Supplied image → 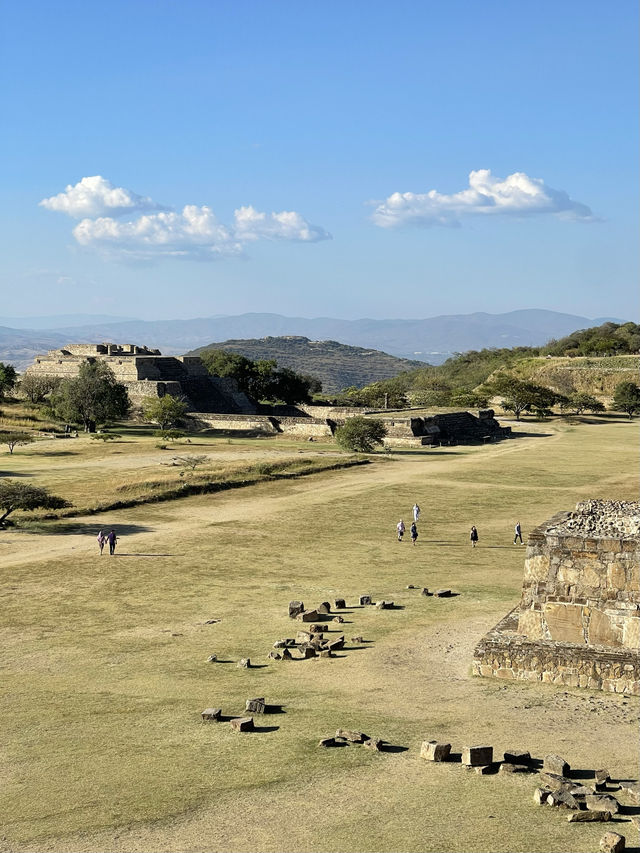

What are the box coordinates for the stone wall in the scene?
[192,412,333,437]
[473,609,639,695]
[474,500,640,694]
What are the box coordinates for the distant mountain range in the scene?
[188,336,426,393]
[0,309,626,371]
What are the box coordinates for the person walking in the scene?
[410,522,418,546]
[513,521,523,545]
[396,520,405,542]
[106,529,118,555]
[470,525,479,548]
[412,503,421,523]
[97,530,106,555]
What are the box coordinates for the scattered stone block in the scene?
[620,783,640,804]
[599,831,625,853]
[548,790,580,810]
[281,648,293,660]
[336,728,367,743]
[204,619,220,624]
[630,815,640,831]
[317,601,331,614]
[586,794,620,815]
[334,598,346,609]
[230,717,254,732]
[533,788,551,805]
[376,600,394,609]
[273,640,287,648]
[420,740,451,762]
[503,750,531,764]
[333,615,344,623]
[544,754,570,776]
[296,631,312,644]
[435,589,452,597]
[201,708,222,721]
[568,811,612,822]
[288,601,304,619]
[363,737,383,751]
[351,636,364,643]
[570,785,595,797]
[206,654,218,662]
[298,609,320,622]
[318,737,337,748]
[319,650,333,658]
[268,651,282,660]
[595,769,611,788]
[326,635,345,651]
[309,635,325,649]
[474,765,493,775]
[300,647,317,659]
[462,745,493,767]
[539,772,574,792]
[421,588,430,596]
[238,658,250,668]
[309,624,325,634]
[499,763,529,774]
[406,584,415,589]
[359,595,372,606]
[245,697,266,714]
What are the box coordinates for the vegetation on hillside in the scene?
[191,336,424,393]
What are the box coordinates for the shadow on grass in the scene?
[22,521,155,536]
[380,743,409,753]
[251,725,280,733]
[116,553,177,557]
[265,704,286,714]
[35,450,77,457]
[0,470,33,478]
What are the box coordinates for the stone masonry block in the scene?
[462,745,493,766]
[420,740,451,762]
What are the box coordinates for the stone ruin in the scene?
[380,409,511,447]
[474,500,640,695]
[25,343,256,414]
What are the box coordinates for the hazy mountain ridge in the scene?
[189,336,426,393]
[0,309,626,371]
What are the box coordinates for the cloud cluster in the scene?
[42,177,331,261]
[372,169,595,228]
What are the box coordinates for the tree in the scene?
[490,375,562,420]
[90,432,122,442]
[611,382,640,418]
[335,416,387,452]
[142,395,188,429]
[0,363,17,400]
[0,480,70,525]
[49,361,130,432]
[560,392,605,415]
[200,350,256,392]
[19,373,60,403]
[0,432,35,454]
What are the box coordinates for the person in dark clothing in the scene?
[410,522,418,546]
[470,526,479,548]
[513,521,523,544]
[106,529,117,555]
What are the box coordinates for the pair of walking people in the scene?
[397,519,419,545]
[97,529,117,555]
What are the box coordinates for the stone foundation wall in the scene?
[473,609,640,695]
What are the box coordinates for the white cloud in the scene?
[40,175,167,218]
[42,176,331,262]
[371,169,596,228]
[233,205,331,242]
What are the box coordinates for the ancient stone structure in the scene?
[381,410,510,447]
[474,500,640,694]
[26,343,255,414]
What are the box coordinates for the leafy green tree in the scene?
[200,350,256,392]
[142,395,188,429]
[154,429,185,443]
[560,392,605,415]
[611,382,640,418]
[18,374,60,403]
[0,363,17,400]
[335,416,387,452]
[49,361,130,432]
[0,432,35,454]
[0,480,70,525]
[490,375,562,420]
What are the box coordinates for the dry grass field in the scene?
[0,416,638,852]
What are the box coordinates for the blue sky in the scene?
[1,0,637,321]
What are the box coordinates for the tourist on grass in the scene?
[97,530,106,555]
[513,521,523,545]
[107,529,118,555]
[397,520,405,542]
[470,526,479,548]
[410,522,418,546]
[412,503,420,522]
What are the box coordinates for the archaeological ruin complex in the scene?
[25,343,256,414]
[474,500,640,695]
